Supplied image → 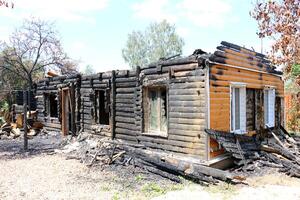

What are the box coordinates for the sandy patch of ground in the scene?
[154,172,300,200]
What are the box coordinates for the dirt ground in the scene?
[0,133,300,200]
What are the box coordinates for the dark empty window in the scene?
[45,93,58,118]
[94,90,110,125]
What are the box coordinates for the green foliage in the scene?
[122,20,184,69]
[0,100,9,112]
[287,97,300,133]
[291,64,300,78]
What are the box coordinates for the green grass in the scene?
[142,183,166,195]
[111,192,120,200]
[135,174,144,182]
[205,182,238,200]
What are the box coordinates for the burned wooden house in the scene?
[36,41,284,167]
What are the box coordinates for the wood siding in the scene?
[209,64,284,158]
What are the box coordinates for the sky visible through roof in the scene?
[0,0,270,72]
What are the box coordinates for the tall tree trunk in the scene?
[27,75,33,116]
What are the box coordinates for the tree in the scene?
[250,0,300,75]
[0,0,14,8]
[122,20,184,69]
[82,65,96,75]
[0,18,75,89]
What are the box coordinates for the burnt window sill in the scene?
[142,131,168,138]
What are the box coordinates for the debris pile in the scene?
[59,132,245,184]
[58,133,128,167]
[0,111,44,140]
[0,123,21,139]
[205,127,300,177]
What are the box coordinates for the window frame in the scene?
[230,82,246,134]
[142,85,168,137]
[93,89,110,126]
[44,92,58,118]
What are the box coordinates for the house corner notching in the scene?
[35,41,284,165]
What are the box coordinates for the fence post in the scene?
[23,89,28,151]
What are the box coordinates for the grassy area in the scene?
[97,173,187,200]
[204,182,238,200]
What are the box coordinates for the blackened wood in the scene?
[23,90,28,151]
[127,146,239,183]
[70,83,76,135]
[221,41,266,58]
[147,56,198,68]
[111,70,116,139]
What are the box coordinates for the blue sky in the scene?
[0,0,270,72]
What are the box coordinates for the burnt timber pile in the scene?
[61,133,244,184]
[35,41,290,184]
[205,128,300,177]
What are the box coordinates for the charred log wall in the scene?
[36,74,81,132]
[80,72,112,137]
[125,60,208,158]
[114,70,139,143]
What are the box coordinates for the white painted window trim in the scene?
[230,82,246,134]
[264,87,276,128]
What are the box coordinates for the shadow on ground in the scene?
[0,132,63,160]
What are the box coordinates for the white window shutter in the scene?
[269,89,275,127]
[264,90,268,126]
[239,87,246,132]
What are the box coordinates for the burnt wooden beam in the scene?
[111,70,116,139]
[221,41,266,58]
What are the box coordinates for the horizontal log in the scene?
[168,88,205,96]
[115,133,138,142]
[116,88,136,93]
[139,141,203,155]
[169,112,205,119]
[169,106,206,113]
[115,111,135,118]
[168,95,204,101]
[171,76,205,83]
[115,70,136,78]
[93,83,110,88]
[169,82,205,89]
[169,100,206,107]
[169,123,205,131]
[116,82,136,87]
[115,128,138,136]
[116,94,135,99]
[214,50,268,69]
[115,77,136,83]
[115,98,135,104]
[174,69,205,77]
[220,41,266,58]
[115,116,135,124]
[168,134,203,143]
[116,103,134,108]
[116,122,137,131]
[115,106,134,112]
[169,118,206,125]
[137,135,204,149]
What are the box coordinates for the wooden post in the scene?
[28,87,31,118]
[70,83,76,135]
[111,70,116,139]
[23,89,28,151]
